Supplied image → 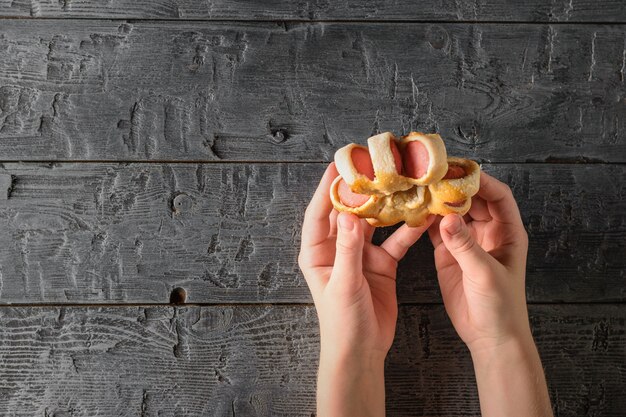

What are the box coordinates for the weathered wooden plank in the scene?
[0,162,623,304]
[0,21,624,162]
[1,0,625,22]
[389,304,626,416]
[0,304,623,416]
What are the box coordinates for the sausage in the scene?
[402,140,430,179]
[389,139,403,174]
[337,178,371,207]
[443,165,466,179]
[444,199,467,207]
[351,147,375,180]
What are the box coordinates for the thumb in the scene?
[330,212,364,292]
[440,214,496,278]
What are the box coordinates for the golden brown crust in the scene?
[427,157,480,216]
[330,132,481,227]
[365,186,430,227]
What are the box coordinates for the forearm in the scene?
[317,348,386,417]
[470,336,553,417]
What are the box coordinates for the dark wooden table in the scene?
[0,1,624,416]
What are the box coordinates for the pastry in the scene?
[427,157,480,216]
[330,132,480,227]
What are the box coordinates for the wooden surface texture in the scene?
[0,163,623,304]
[0,21,624,162]
[0,2,624,416]
[1,0,625,22]
[0,305,624,416]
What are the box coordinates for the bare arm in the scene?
[429,172,553,417]
[471,336,552,416]
[298,163,433,416]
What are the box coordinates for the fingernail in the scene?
[338,213,354,231]
[446,214,462,235]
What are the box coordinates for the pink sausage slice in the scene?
[445,199,467,207]
[443,165,466,180]
[351,147,375,180]
[402,141,430,179]
[338,178,370,208]
[389,140,403,174]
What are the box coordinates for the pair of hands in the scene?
[298,162,544,416]
[299,162,530,360]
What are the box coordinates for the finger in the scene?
[478,172,523,226]
[433,238,457,271]
[467,195,491,222]
[330,213,374,242]
[361,219,375,242]
[328,209,339,237]
[428,216,443,248]
[380,215,435,262]
[439,214,498,279]
[329,212,365,293]
[301,163,339,248]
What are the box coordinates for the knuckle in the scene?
[500,184,514,201]
[298,251,313,269]
[435,243,448,257]
[453,231,476,254]
[384,256,398,271]
[303,204,314,220]
[336,239,356,255]
[520,226,529,240]
[518,228,529,246]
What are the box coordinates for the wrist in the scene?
[317,346,387,417]
[470,330,536,363]
[319,345,387,387]
[467,323,534,359]
[469,331,543,385]
[320,342,388,370]
[468,332,553,417]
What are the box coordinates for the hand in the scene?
[429,171,553,417]
[428,171,531,354]
[298,162,433,417]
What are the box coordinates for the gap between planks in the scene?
[0,16,626,25]
[0,160,625,165]
[0,301,624,309]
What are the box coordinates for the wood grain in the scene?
[0,162,623,304]
[0,21,624,162]
[0,304,623,416]
[1,0,625,22]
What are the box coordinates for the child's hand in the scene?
[429,172,553,417]
[428,171,531,354]
[298,163,433,417]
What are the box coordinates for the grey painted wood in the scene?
[389,304,626,416]
[0,162,623,304]
[1,0,625,22]
[0,304,623,416]
[0,21,625,162]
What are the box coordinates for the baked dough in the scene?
[329,175,384,218]
[331,132,480,227]
[366,186,430,227]
[335,132,413,195]
[428,157,480,216]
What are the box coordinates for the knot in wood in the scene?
[170,287,187,304]
[426,25,449,50]
[270,129,288,144]
[172,193,192,213]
